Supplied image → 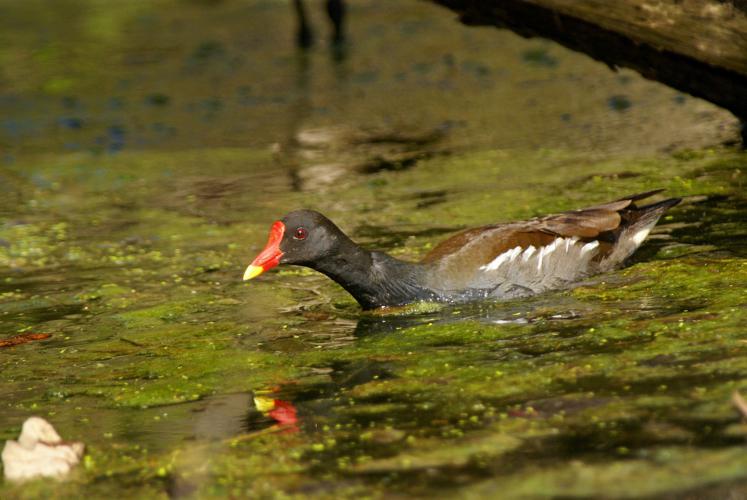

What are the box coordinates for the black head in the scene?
[278,210,347,265]
[244,209,427,310]
[243,209,348,280]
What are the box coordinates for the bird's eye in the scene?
[294,227,308,240]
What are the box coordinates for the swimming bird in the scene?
[243,190,680,310]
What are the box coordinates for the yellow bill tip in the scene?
[243,265,264,281]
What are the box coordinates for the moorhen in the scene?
[243,190,680,310]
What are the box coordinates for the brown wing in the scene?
[536,208,623,238]
[534,190,666,238]
[421,190,666,264]
[421,225,556,264]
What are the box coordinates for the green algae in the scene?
[1,144,746,497]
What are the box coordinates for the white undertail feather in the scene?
[598,216,661,272]
[632,228,651,245]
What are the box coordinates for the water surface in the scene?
[1,1,746,498]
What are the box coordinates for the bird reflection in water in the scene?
[253,394,300,432]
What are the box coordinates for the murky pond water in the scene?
[1,0,746,498]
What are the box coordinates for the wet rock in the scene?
[2,417,84,482]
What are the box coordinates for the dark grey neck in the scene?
[308,238,437,310]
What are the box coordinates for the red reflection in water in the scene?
[269,400,298,425]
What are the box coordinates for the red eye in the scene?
[294,227,308,240]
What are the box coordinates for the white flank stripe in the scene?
[481,237,599,275]
[537,240,559,270]
[509,246,522,261]
[482,246,521,272]
[580,240,599,255]
[522,245,536,262]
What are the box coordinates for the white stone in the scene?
[2,417,84,482]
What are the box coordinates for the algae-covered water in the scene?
[1,1,746,498]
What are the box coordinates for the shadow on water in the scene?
[670,195,747,257]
